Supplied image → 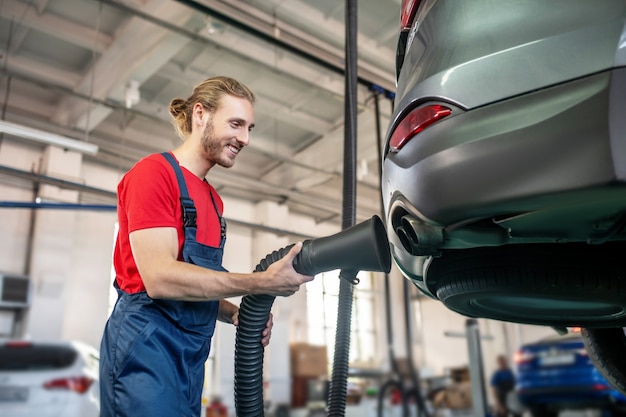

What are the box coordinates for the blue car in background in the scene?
[515,332,626,417]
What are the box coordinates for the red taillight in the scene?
[401,0,422,31]
[6,341,32,348]
[389,105,452,152]
[43,376,93,394]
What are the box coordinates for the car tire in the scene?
[581,327,626,396]
[428,242,626,327]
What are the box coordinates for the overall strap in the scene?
[161,152,197,228]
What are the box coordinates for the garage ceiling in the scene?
[0,0,399,225]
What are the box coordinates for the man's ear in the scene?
[193,103,205,127]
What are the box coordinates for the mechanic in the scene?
[490,354,520,417]
[99,76,313,417]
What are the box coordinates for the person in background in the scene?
[491,354,521,417]
[99,76,313,417]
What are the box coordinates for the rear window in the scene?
[0,345,77,371]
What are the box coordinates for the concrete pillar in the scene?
[25,146,81,340]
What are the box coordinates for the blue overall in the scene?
[100,152,227,417]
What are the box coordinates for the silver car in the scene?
[0,340,100,417]
[382,0,626,392]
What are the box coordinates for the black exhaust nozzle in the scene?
[293,215,391,276]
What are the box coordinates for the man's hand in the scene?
[260,313,273,347]
[231,311,273,347]
[218,299,239,324]
[262,242,314,296]
[223,298,273,346]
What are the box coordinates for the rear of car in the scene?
[515,333,626,416]
[381,0,626,329]
[0,340,100,417]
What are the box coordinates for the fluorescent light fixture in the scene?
[0,120,99,155]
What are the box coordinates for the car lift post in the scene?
[466,318,489,417]
[444,319,492,416]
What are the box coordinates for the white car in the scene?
[0,339,100,417]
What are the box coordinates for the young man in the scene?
[100,76,313,417]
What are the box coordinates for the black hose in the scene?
[326,0,359,415]
[339,0,357,231]
[402,278,430,417]
[234,245,293,417]
[327,271,356,415]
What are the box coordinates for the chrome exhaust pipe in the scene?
[396,215,443,256]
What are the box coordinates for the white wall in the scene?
[0,140,42,275]
[0,138,119,348]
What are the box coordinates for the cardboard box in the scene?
[290,343,328,377]
[433,381,472,410]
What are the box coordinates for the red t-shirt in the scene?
[114,152,224,293]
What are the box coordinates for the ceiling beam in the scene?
[98,0,360,104]
[50,0,195,131]
[0,48,82,89]
[1,0,113,53]
[92,0,393,119]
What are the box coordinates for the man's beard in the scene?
[200,118,236,168]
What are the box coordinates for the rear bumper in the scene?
[517,386,623,408]
[383,69,626,288]
[384,68,626,226]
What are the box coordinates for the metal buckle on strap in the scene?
[180,197,197,227]
[220,216,227,241]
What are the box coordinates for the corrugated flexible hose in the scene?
[234,245,293,417]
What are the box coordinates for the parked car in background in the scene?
[382,0,626,393]
[515,332,626,417]
[0,339,100,417]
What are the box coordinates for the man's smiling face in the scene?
[201,94,255,168]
